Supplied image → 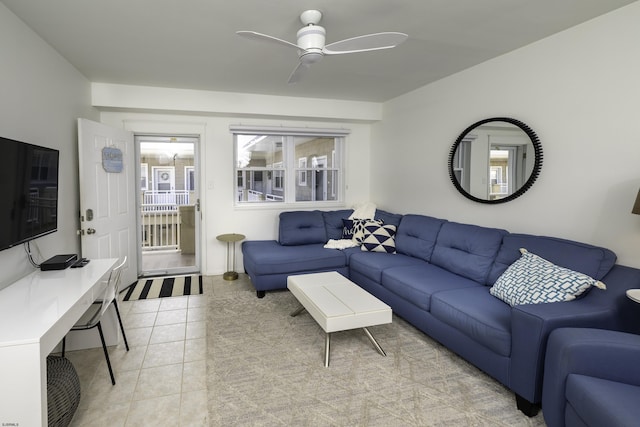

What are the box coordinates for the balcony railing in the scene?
[142,190,191,210]
[141,208,181,251]
[490,183,509,196]
[238,188,284,202]
[140,191,193,251]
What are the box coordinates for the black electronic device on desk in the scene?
[70,258,90,268]
[40,254,78,271]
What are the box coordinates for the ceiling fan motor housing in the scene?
[297,25,325,64]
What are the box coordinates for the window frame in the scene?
[231,125,349,208]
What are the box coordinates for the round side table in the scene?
[216,233,245,280]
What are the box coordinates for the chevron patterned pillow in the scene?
[490,248,606,306]
[361,222,397,253]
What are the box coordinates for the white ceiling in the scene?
[2,0,636,102]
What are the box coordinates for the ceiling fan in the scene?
[237,9,408,84]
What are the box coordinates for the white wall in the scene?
[92,83,382,122]
[0,4,98,289]
[372,2,640,268]
[100,106,374,276]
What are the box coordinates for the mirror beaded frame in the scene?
[448,117,543,204]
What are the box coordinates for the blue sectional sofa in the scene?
[542,328,640,427]
[242,209,640,416]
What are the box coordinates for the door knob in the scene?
[86,228,96,235]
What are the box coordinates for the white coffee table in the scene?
[287,271,392,367]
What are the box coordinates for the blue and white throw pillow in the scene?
[361,222,397,253]
[342,218,382,244]
[490,248,606,306]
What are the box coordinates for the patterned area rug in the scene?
[206,277,546,426]
[123,274,203,301]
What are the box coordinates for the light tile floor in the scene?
[63,278,211,426]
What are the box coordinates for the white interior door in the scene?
[78,118,137,287]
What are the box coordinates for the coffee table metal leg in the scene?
[363,327,386,357]
[324,333,331,367]
[290,305,306,317]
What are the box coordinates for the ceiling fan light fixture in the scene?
[299,50,323,65]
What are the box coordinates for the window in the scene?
[233,127,348,205]
[489,148,512,198]
[273,162,284,190]
[140,163,149,190]
[298,157,307,186]
[184,166,195,191]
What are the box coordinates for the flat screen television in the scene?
[0,136,59,251]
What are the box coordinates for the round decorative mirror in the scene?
[448,117,543,204]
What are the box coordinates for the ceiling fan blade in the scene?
[287,62,311,84]
[323,32,408,55]
[236,31,300,50]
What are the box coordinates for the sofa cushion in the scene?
[566,374,640,427]
[487,234,616,284]
[349,251,425,284]
[278,211,326,245]
[375,209,403,227]
[490,249,607,306]
[382,264,481,311]
[242,240,346,275]
[322,209,353,241]
[430,222,508,284]
[395,214,446,262]
[431,287,512,357]
[361,223,397,253]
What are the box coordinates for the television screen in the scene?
[0,136,59,251]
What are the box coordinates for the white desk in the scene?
[0,258,117,426]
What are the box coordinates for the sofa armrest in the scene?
[542,328,640,427]
[507,263,640,405]
[509,295,617,404]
